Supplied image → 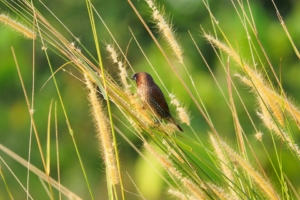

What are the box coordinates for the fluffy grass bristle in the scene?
[145,0,183,62]
[84,74,119,186]
[0,13,36,40]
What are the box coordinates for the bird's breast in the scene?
[137,84,150,102]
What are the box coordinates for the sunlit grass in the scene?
[0,0,299,199]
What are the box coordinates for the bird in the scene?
[131,72,183,132]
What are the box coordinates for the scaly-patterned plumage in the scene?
[132,72,183,132]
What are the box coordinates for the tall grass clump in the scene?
[0,0,300,199]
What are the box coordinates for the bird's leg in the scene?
[153,117,160,124]
[151,116,162,128]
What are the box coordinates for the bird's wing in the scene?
[149,85,170,117]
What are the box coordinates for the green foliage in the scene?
[0,0,300,199]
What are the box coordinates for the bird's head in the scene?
[131,72,154,86]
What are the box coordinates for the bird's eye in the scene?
[131,73,137,80]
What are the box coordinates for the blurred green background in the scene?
[0,0,300,199]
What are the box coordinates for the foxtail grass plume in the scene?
[162,139,184,163]
[106,44,131,95]
[205,33,300,159]
[205,34,300,127]
[144,142,206,199]
[84,74,119,186]
[168,189,198,200]
[221,140,280,199]
[0,13,36,40]
[209,134,237,199]
[207,183,236,200]
[170,93,190,126]
[106,44,118,63]
[145,0,183,62]
[255,131,263,142]
[257,99,300,158]
[144,141,182,180]
[238,74,300,158]
[181,178,207,200]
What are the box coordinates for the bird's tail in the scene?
[168,117,183,132]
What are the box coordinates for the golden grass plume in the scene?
[84,74,119,186]
[0,13,36,40]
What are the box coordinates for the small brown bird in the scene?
[132,72,183,132]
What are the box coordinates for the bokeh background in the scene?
[0,0,300,199]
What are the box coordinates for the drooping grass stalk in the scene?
[0,13,36,39]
